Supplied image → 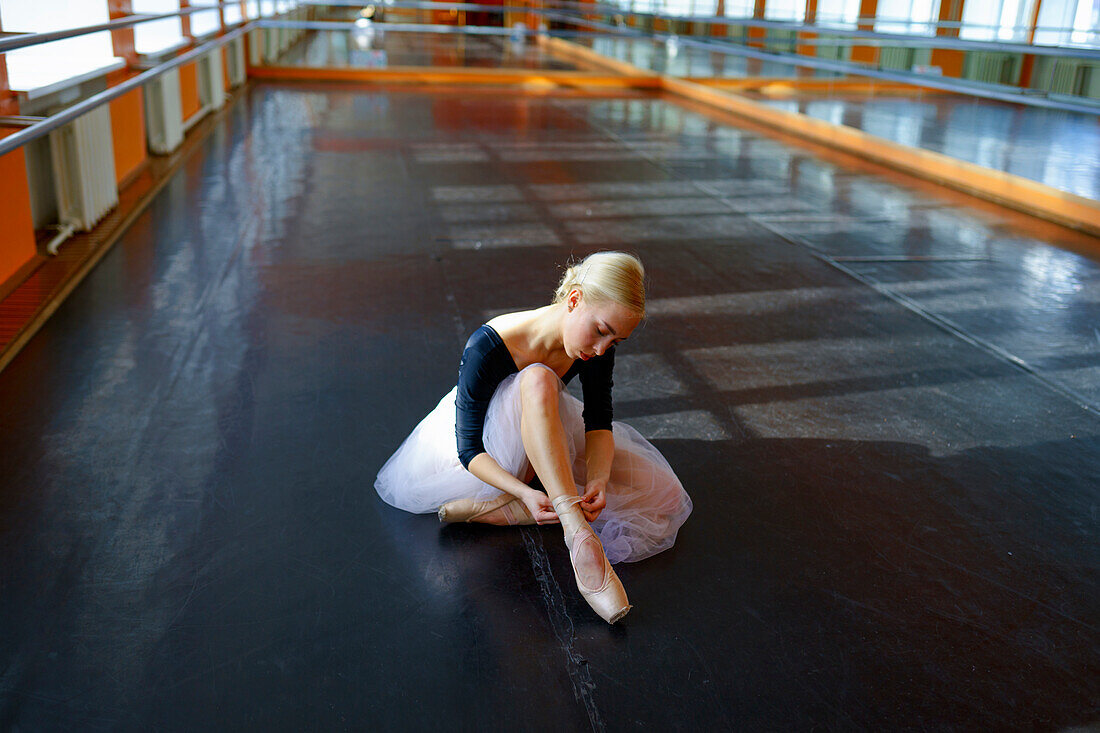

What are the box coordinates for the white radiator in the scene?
[249,29,263,67]
[227,37,247,88]
[144,66,185,155]
[48,104,119,232]
[199,50,226,111]
[265,28,282,63]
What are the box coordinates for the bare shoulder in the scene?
[485,309,533,338]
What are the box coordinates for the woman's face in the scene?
[562,289,642,362]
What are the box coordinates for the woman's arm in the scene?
[578,347,616,522]
[581,429,613,521]
[468,453,558,524]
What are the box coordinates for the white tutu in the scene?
[374,364,692,563]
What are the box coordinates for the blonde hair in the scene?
[553,251,646,317]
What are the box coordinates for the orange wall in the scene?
[931,0,965,76]
[931,48,965,76]
[179,61,202,121]
[0,130,38,288]
[851,0,879,64]
[798,0,820,57]
[108,79,147,185]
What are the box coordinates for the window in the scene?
[132,0,184,55]
[245,1,260,19]
[816,0,861,28]
[765,0,807,22]
[694,0,719,18]
[1034,0,1100,47]
[0,0,121,91]
[875,0,942,35]
[723,0,755,17]
[188,0,222,38]
[664,0,693,18]
[960,0,1038,41]
[224,2,244,25]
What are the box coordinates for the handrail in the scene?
[0,2,245,54]
[260,19,526,36]
[1,5,1097,164]
[541,13,1100,114]
[0,26,248,159]
[257,14,1100,114]
[527,0,1100,59]
[3,0,1097,61]
[304,0,1100,60]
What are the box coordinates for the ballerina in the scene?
[374,251,692,623]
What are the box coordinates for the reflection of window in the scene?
[723,0,755,18]
[816,0,861,27]
[133,0,184,54]
[765,0,807,22]
[875,0,942,35]
[0,0,121,91]
[1034,0,1100,47]
[694,0,718,17]
[188,0,221,37]
[224,2,244,25]
[664,0,693,18]
[960,0,1038,41]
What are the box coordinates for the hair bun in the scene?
[553,251,645,316]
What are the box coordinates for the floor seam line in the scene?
[520,527,606,733]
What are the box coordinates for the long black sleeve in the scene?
[455,326,616,469]
[455,326,518,469]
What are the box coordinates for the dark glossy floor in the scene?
[0,84,1098,731]
[280,29,577,70]
[754,92,1100,201]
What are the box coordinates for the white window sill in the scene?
[135,40,191,66]
[14,59,127,102]
[189,28,223,43]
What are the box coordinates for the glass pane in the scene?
[765,0,807,22]
[876,0,941,34]
[817,0,860,27]
[189,7,220,37]
[1034,0,1076,44]
[0,0,120,90]
[665,0,692,18]
[694,0,718,16]
[960,0,999,40]
[998,0,1037,41]
[1070,0,1099,45]
[132,0,185,53]
[724,0,755,18]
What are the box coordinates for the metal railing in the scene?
[1,0,1098,162]
[0,25,248,158]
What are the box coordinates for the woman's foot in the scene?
[438,494,535,526]
[552,495,631,623]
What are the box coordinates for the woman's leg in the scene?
[519,367,606,589]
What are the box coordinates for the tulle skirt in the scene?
[374,364,692,564]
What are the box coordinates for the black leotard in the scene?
[455,324,614,469]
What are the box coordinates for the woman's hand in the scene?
[579,478,608,522]
[521,489,560,525]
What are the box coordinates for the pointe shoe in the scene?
[438,493,535,525]
[551,495,631,624]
